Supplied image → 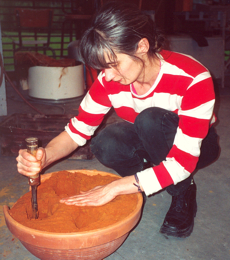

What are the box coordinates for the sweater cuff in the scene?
[136,167,162,196]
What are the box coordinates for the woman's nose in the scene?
[104,68,116,82]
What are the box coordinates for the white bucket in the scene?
[28,64,85,100]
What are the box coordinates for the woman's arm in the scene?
[60,175,143,206]
[44,131,79,167]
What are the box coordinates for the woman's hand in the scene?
[16,148,46,178]
[60,184,116,207]
[60,175,143,207]
[16,131,79,178]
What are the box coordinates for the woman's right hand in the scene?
[16,147,46,178]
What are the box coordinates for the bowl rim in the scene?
[3,169,143,249]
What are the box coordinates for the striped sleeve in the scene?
[65,73,112,146]
[137,70,215,196]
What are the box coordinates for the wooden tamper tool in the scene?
[25,137,40,219]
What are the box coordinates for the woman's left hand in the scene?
[60,183,116,206]
[60,175,142,207]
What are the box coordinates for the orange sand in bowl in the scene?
[9,171,138,233]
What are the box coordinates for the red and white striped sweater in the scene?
[65,50,216,196]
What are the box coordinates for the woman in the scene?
[17,2,219,238]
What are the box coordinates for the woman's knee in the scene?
[90,122,137,166]
[91,125,119,164]
[135,108,161,134]
[134,107,178,137]
[135,107,164,126]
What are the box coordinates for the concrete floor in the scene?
[0,78,230,260]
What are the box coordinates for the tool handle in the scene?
[28,175,40,186]
[25,137,40,186]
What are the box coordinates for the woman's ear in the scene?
[136,38,149,55]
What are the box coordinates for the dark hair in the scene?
[78,1,164,70]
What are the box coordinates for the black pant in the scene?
[91,107,220,196]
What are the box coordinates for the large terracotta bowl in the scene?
[3,170,143,260]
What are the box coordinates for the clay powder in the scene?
[9,171,138,233]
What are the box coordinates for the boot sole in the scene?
[160,221,194,238]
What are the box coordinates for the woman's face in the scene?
[104,52,144,85]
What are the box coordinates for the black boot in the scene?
[160,179,197,238]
